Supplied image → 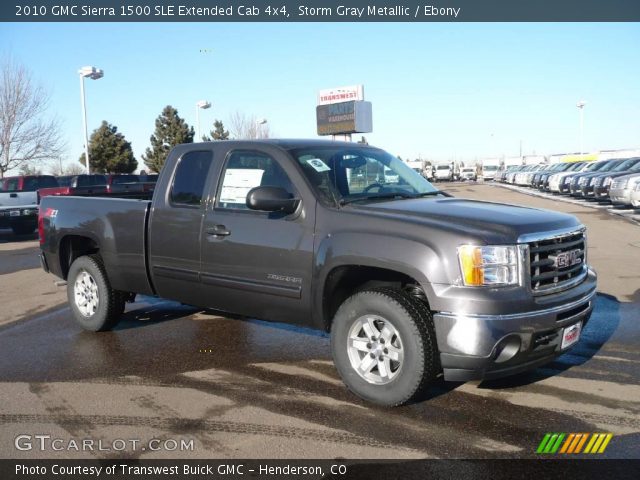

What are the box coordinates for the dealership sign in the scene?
[316,101,372,136]
[317,85,364,105]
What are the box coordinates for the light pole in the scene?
[577,100,587,159]
[196,100,211,141]
[256,118,267,139]
[78,66,104,174]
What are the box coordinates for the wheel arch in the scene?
[58,234,100,280]
[318,263,432,332]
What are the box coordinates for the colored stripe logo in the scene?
[537,433,613,454]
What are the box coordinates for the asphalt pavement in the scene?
[0,183,638,460]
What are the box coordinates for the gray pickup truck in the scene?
[39,140,596,406]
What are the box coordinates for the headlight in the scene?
[589,177,597,186]
[458,245,519,287]
[604,176,612,186]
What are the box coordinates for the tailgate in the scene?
[0,191,37,208]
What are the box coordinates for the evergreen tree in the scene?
[202,119,230,141]
[142,105,194,172]
[78,121,137,173]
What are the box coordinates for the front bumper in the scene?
[433,268,597,381]
[609,187,633,206]
[593,185,610,199]
[0,207,38,228]
[582,185,595,197]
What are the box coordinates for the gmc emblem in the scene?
[550,249,582,269]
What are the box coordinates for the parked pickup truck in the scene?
[39,140,597,406]
[38,174,108,202]
[1,175,58,234]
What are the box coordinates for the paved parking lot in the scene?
[493,181,640,226]
[0,183,638,460]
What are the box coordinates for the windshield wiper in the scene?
[339,192,415,206]
[411,190,453,198]
[339,190,451,206]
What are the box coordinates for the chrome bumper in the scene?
[433,271,597,381]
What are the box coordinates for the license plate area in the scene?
[561,322,582,350]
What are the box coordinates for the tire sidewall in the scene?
[67,256,112,331]
[331,291,426,406]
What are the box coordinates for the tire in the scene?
[331,287,440,406]
[67,254,126,331]
[11,223,36,235]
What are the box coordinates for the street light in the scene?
[196,100,211,141]
[256,118,267,139]
[576,100,587,159]
[78,66,104,174]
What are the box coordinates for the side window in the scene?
[218,151,294,210]
[170,151,213,206]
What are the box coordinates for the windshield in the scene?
[289,146,439,205]
[612,158,640,172]
[596,160,623,172]
[436,165,450,170]
[483,165,498,171]
[585,162,607,172]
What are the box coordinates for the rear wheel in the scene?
[67,254,125,331]
[331,287,440,406]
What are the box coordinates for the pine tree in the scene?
[142,105,194,172]
[78,121,137,173]
[202,119,230,141]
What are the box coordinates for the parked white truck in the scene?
[481,158,501,181]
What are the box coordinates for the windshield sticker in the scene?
[306,158,331,172]
[220,168,264,204]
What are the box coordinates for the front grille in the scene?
[528,230,586,294]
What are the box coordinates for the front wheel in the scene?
[67,254,126,331]
[331,287,440,406]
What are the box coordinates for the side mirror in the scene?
[246,186,299,214]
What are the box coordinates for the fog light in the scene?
[493,335,521,363]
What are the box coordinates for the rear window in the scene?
[23,176,58,191]
[76,175,107,187]
[111,175,140,184]
[170,151,212,206]
[56,176,73,187]
[3,178,19,192]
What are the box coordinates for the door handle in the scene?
[206,225,231,237]
[10,193,17,198]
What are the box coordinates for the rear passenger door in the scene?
[148,149,215,305]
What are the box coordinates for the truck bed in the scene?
[39,196,154,295]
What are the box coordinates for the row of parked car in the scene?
[0,173,157,235]
[494,157,640,207]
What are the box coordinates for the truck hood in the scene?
[350,197,581,243]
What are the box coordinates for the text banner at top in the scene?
[3,0,640,22]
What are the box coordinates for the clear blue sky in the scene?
[2,22,639,172]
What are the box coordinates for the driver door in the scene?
[199,147,316,325]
